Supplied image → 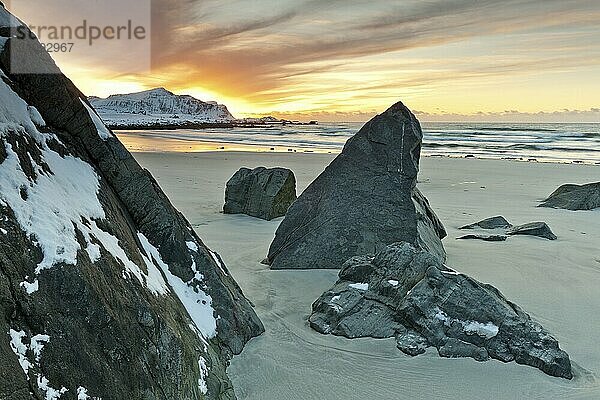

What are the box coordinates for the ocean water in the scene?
[117,122,600,164]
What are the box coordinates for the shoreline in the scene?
[127,147,600,168]
[107,121,318,130]
[116,132,600,166]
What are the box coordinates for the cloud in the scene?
[413,108,600,123]
[254,107,600,123]
[97,0,600,119]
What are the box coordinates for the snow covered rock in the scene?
[0,5,262,400]
[223,167,297,221]
[309,242,573,379]
[266,102,447,269]
[88,88,235,128]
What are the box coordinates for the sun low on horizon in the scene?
[9,0,600,122]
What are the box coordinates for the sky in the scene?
[8,0,600,122]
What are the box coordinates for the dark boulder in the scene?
[266,102,446,269]
[508,222,557,240]
[459,216,512,230]
[223,167,296,220]
[539,182,600,211]
[0,6,263,400]
[309,242,572,379]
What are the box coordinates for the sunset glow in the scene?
[9,0,600,121]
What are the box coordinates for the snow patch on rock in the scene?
[209,250,228,276]
[77,387,90,400]
[138,233,217,338]
[348,283,369,291]
[435,308,499,339]
[20,279,39,294]
[198,358,209,395]
[8,329,32,375]
[30,334,50,362]
[37,374,68,400]
[186,241,198,252]
[81,100,112,140]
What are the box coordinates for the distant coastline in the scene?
[105,119,318,130]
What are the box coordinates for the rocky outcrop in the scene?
[459,217,557,241]
[309,242,572,379]
[266,102,446,269]
[0,6,262,400]
[539,182,600,211]
[223,167,296,221]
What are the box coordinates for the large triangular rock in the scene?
[266,102,446,269]
[0,6,262,399]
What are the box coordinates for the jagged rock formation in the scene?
[266,102,447,269]
[459,217,557,241]
[539,182,600,211]
[0,6,262,400]
[89,88,235,128]
[309,242,572,379]
[223,167,297,221]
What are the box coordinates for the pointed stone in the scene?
[266,102,446,269]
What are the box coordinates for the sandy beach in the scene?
[133,151,600,400]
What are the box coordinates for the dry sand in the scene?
[133,151,600,400]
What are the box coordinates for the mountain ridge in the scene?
[89,87,236,128]
[89,88,318,129]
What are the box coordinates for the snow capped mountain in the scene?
[89,88,235,128]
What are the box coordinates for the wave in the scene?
[120,122,600,163]
[468,126,559,133]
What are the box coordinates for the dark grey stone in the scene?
[539,182,600,211]
[508,222,557,240]
[266,102,446,269]
[0,7,263,399]
[309,242,572,379]
[223,167,296,221]
[459,216,512,230]
[439,338,489,362]
[457,234,508,242]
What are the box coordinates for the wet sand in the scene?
[133,151,600,400]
